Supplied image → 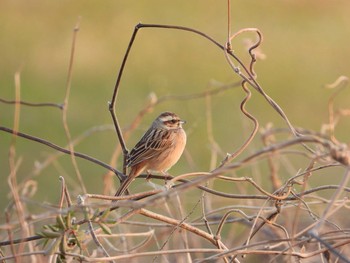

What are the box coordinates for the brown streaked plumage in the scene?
[115,112,187,196]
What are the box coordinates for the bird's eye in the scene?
[171,119,177,124]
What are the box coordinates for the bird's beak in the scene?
[180,120,186,124]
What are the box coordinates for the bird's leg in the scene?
[162,171,173,189]
[162,171,171,180]
[145,170,152,181]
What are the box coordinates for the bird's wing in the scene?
[126,128,173,167]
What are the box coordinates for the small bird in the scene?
[115,112,187,196]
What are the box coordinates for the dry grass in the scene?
[1,2,350,263]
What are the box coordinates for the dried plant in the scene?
[1,2,350,263]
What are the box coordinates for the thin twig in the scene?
[139,209,218,247]
[7,71,32,262]
[0,126,123,178]
[0,98,63,109]
[61,17,87,193]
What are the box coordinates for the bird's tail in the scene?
[114,166,143,197]
[114,176,134,197]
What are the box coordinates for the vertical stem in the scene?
[109,25,143,175]
[61,18,87,193]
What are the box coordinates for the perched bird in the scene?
[115,112,187,196]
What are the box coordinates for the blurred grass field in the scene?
[1,0,350,211]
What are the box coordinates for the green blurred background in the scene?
[1,0,350,210]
